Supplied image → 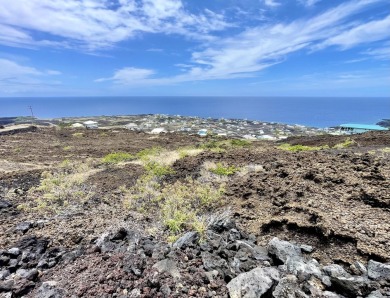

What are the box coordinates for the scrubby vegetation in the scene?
[333,138,356,149]
[278,143,329,152]
[18,160,96,214]
[209,162,240,176]
[102,152,135,164]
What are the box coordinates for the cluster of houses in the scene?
[64,114,326,139]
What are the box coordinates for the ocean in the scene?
[1,97,389,128]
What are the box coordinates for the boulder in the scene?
[15,222,33,234]
[268,237,302,264]
[0,199,12,209]
[36,281,67,298]
[172,232,199,249]
[202,252,229,277]
[152,259,181,281]
[273,275,308,298]
[323,264,350,278]
[227,267,279,298]
[350,261,367,276]
[367,260,390,281]
[330,276,376,297]
[367,290,385,298]
[285,256,322,281]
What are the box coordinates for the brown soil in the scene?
[0,127,389,296]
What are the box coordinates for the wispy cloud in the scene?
[0,58,61,94]
[315,14,390,49]
[97,0,388,86]
[298,0,322,7]
[0,0,231,50]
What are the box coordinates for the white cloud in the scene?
[95,67,155,84]
[264,0,281,7]
[363,43,390,60]
[0,59,61,94]
[0,0,231,50]
[316,14,390,49]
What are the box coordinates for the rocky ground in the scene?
[0,127,390,297]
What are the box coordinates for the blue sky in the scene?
[0,0,389,97]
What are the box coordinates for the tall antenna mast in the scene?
[28,106,34,125]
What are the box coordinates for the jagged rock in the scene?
[0,292,12,298]
[15,268,38,281]
[227,267,279,298]
[202,252,229,277]
[273,274,309,298]
[323,264,350,278]
[36,281,66,298]
[0,270,10,281]
[302,276,326,296]
[322,291,341,297]
[152,259,181,280]
[12,279,35,296]
[210,217,236,233]
[0,280,14,291]
[367,260,390,281]
[15,222,33,233]
[172,232,199,249]
[7,248,20,257]
[268,237,302,264]
[236,241,270,262]
[300,245,314,253]
[350,261,367,276]
[285,256,322,281]
[0,199,12,209]
[129,288,141,297]
[229,229,241,241]
[330,276,376,297]
[367,290,385,297]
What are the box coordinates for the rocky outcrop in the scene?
[2,220,390,297]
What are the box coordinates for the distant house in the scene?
[71,123,84,128]
[83,120,98,129]
[339,124,387,134]
[150,127,166,134]
[198,129,208,137]
[125,123,138,130]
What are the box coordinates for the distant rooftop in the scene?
[339,124,387,130]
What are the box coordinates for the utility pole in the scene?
[28,106,34,125]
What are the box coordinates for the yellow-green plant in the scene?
[333,138,356,149]
[21,161,95,214]
[278,143,329,152]
[102,152,135,164]
[230,139,251,147]
[209,162,239,176]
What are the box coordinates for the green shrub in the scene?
[333,138,356,149]
[278,143,329,152]
[136,147,163,161]
[230,139,251,147]
[144,161,175,177]
[209,162,239,176]
[102,152,135,164]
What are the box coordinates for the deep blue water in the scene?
[1,97,389,128]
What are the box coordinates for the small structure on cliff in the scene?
[339,123,387,134]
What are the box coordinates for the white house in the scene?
[198,129,208,137]
[125,123,138,130]
[150,127,166,134]
[83,120,98,129]
[71,123,84,128]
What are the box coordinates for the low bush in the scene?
[122,176,225,239]
[230,139,251,147]
[102,152,135,164]
[18,161,95,214]
[209,162,239,176]
[333,138,356,149]
[278,143,329,152]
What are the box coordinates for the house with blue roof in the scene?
[339,124,387,134]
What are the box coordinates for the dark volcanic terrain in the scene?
[0,127,389,297]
